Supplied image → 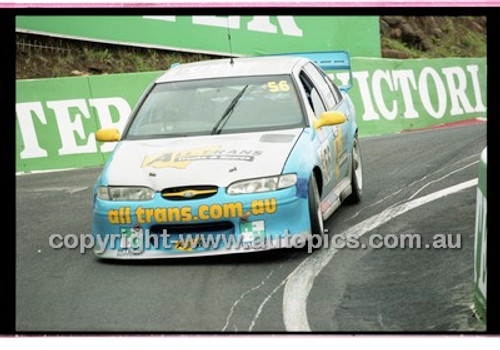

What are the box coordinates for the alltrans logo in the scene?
[142,146,263,169]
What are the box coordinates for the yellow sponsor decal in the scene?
[318,141,332,184]
[108,207,132,224]
[142,145,262,169]
[333,126,344,181]
[142,145,221,169]
[250,198,277,215]
[174,237,201,251]
[106,198,278,224]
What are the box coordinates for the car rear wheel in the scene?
[308,175,324,236]
[346,136,363,204]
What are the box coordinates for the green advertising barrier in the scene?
[474,147,487,323]
[16,71,162,172]
[16,76,103,172]
[332,57,487,136]
[15,57,486,173]
[16,16,381,58]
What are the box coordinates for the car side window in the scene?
[322,72,343,105]
[304,63,337,110]
[299,71,326,119]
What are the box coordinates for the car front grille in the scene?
[161,185,218,200]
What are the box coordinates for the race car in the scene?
[92,51,363,258]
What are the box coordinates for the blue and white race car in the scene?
[92,51,363,258]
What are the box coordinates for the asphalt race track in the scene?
[16,123,486,332]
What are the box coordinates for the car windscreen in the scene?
[124,75,305,139]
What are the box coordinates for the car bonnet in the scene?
[104,128,303,190]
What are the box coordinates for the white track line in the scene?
[221,269,275,331]
[345,159,478,223]
[248,278,288,331]
[283,178,478,331]
[16,166,101,176]
[408,161,478,200]
[27,186,89,193]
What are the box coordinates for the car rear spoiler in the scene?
[265,51,353,91]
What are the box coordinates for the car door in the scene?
[314,64,351,184]
[302,63,350,192]
[297,64,334,198]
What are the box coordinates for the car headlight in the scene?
[227,174,297,195]
[97,186,155,201]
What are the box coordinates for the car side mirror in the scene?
[95,128,121,142]
[313,111,347,130]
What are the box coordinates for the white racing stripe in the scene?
[282,178,478,331]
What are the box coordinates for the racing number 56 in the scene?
[268,80,290,93]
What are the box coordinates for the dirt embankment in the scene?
[380,16,486,59]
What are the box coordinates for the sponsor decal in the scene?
[119,226,143,250]
[174,237,202,252]
[240,220,266,243]
[318,140,332,184]
[142,145,263,169]
[106,198,278,224]
[333,126,348,181]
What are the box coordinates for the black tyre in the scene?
[308,175,324,236]
[346,137,363,204]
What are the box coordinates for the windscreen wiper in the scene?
[211,85,249,135]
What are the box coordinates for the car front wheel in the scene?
[308,175,324,236]
[346,136,363,204]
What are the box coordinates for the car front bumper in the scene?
[92,184,311,259]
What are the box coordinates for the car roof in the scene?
[155,55,309,83]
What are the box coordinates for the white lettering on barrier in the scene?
[392,69,419,119]
[248,16,303,37]
[17,97,131,159]
[332,64,485,121]
[144,16,304,37]
[442,66,476,116]
[16,102,49,159]
[143,16,176,22]
[247,16,278,33]
[372,69,398,120]
[330,72,349,88]
[46,99,97,155]
[192,16,241,29]
[351,71,380,121]
[467,65,487,113]
[419,67,447,119]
